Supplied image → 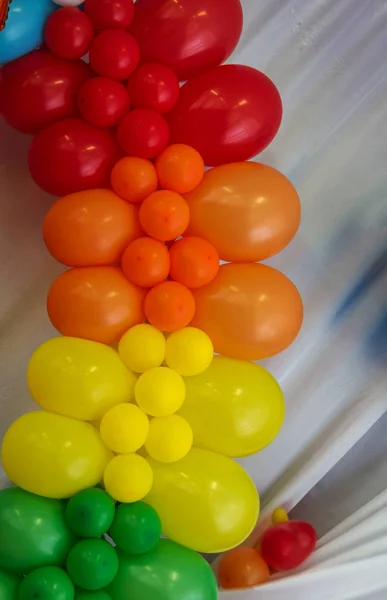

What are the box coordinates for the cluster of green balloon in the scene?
[0,486,216,600]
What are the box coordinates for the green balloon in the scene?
[74,591,111,600]
[110,503,161,555]
[0,569,20,600]
[0,488,76,574]
[19,567,74,600]
[65,489,115,538]
[108,539,217,600]
[66,540,118,591]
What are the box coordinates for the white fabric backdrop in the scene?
[1,0,387,597]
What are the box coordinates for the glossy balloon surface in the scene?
[90,30,139,81]
[145,448,259,553]
[0,50,91,135]
[169,65,282,166]
[27,337,137,421]
[260,521,317,571]
[130,0,243,80]
[0,569,20,600]
[192,263,303,360]
[0,488,76,574]
[28,119,121,197]
[47,267,145,345]
[67,540,118,591]
[218,547,270,589]
[128,63,179,114]
[19,567,74,600]
[110,503,161,555]
[84,0,135,31]
[65,488,115,538]
[0,0,56,64]
[78,78,130,128]
[186,162,301,262]
[2,412,112,499]
[44,7,94,60]
[108,540,217,600]
[180,357,285,457]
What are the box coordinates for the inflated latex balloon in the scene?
[108,539,217,600]
[0,50,91,135]
[145,415,193,463]
[103,454,154,503]
[47,267,145,345]
[145,448,259,553]
[28,118,121,197]
[43,190,142,267]
[218,547,270,590]
[165,327,213,377]
[100,403,149,454]
[0,0,56,64]
[44,7,94,61]
[65,488,116,538]
[119,324,166,373]
[84,0,134,31]
[130,0,243,81]
[169,65,282,166]
[0,569,20,600]
[67,540,118,591]
[27,337,137,421]
[1,412,112,499]
[128,63,179,115]
[19,567,74,600]
[192,263,303,360]
[0,487,75,574]
[135,367,186,417]
[54,1,85,5]
[180,356,285,457]
[110,502,161,555]
[260,521,317,572]
[186,162,301,262]
[74,592,110,600]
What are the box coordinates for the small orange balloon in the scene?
[43,189,143,267]
[144,281,195,332]
[186,162,301,262]
[192,263,303,360]
[111,156,158,204]
[155,143,204,194]
[218,547,270,590]
[139,190,190,242]
[169,236,219,288]
[122,237,170,288]
[47,266,145,344]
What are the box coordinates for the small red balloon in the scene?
[84,0,135,31]
[128,63,180,114]
[0,50,91,135]
[78,77,130,128]
[28,118,121,197]
[169,64,282,166]
[117,109,169,159]
[260,521,317,572]
[90,29,140,81]
[44,7,94,61]
[130,0,243,81]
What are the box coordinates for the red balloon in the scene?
[90,29,140,81]
[117,109,170,159]
[28,118,121,196]
[44,7,94,61]
[78,77,130,128]
[169,64,282,166]
[130,0,243,81]
[260,521,317,572]
[84,0,135,31]
[0,50,91,135]
[127,63,180,114]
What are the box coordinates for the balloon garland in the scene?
[0,0,312,596]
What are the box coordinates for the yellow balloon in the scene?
[100,403,149,454]
[119,324,166,373]
[104,454,153,503]
[135,367,186,417]
[179,356,285,457]
[2,411,112,498]
[28,337,137,421]
[145,448,259,553]
[165,327,213,376]
[145,415,193,463]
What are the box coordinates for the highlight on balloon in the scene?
[0,0,316,597]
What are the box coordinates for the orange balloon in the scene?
[155,144,204,194]
[139,190,190,242]
[111,156,158,204]
[144,281,195,332]
[47,266,145,344]
[122,237,170,288]
[192,263,303,360]
[218,547,270,590]
[169,236,219,288]
[43,189,143,267]
[186,162,301,262]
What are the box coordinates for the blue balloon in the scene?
[0,0,57,64]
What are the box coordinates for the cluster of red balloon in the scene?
[0,486,217,600]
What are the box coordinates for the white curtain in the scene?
[1,0,387,597]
